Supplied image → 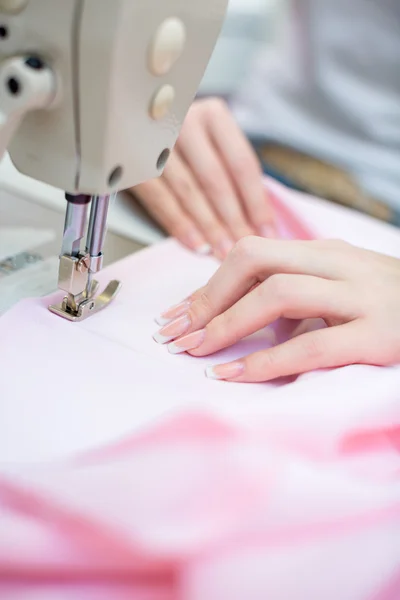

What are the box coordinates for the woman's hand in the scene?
[131,98,275,260]
[153,237,400,382]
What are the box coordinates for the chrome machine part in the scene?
[49,193,121,322]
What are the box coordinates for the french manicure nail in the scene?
[195,244,212,256]
[168,329,205,354]
[155,300,192,326]
[186,230,210,255]
[205,361,244,381]
[153,314,191,344]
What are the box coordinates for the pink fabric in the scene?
[0,178,399,599]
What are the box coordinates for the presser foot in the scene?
[49,279,121,322]
[48,254,121,322]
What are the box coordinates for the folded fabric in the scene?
[0,178,399,599]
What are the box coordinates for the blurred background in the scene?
[200,0,285,97]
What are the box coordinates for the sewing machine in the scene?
[0,0,228,321]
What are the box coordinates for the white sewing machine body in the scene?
[0,0,227,194]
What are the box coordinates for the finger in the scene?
[178,109,255,248]
[155,284,207,326]
[185,237,351,331]
[203,99,275,235]
[205,323,363,383]
[162,152,235,258]
[154,237,353,336]
[132,179,208,253]
[168,275,350,356]
[154,280,259,327]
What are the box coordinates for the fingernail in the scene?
[259,224,276,238]
[186,230,210,255]
[195,244,212,256]
[168,329,206,354]
[205,361,244,381]
[153,314,191,344]
[155,300,192,326]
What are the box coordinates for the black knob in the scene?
[25,56,45,70]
